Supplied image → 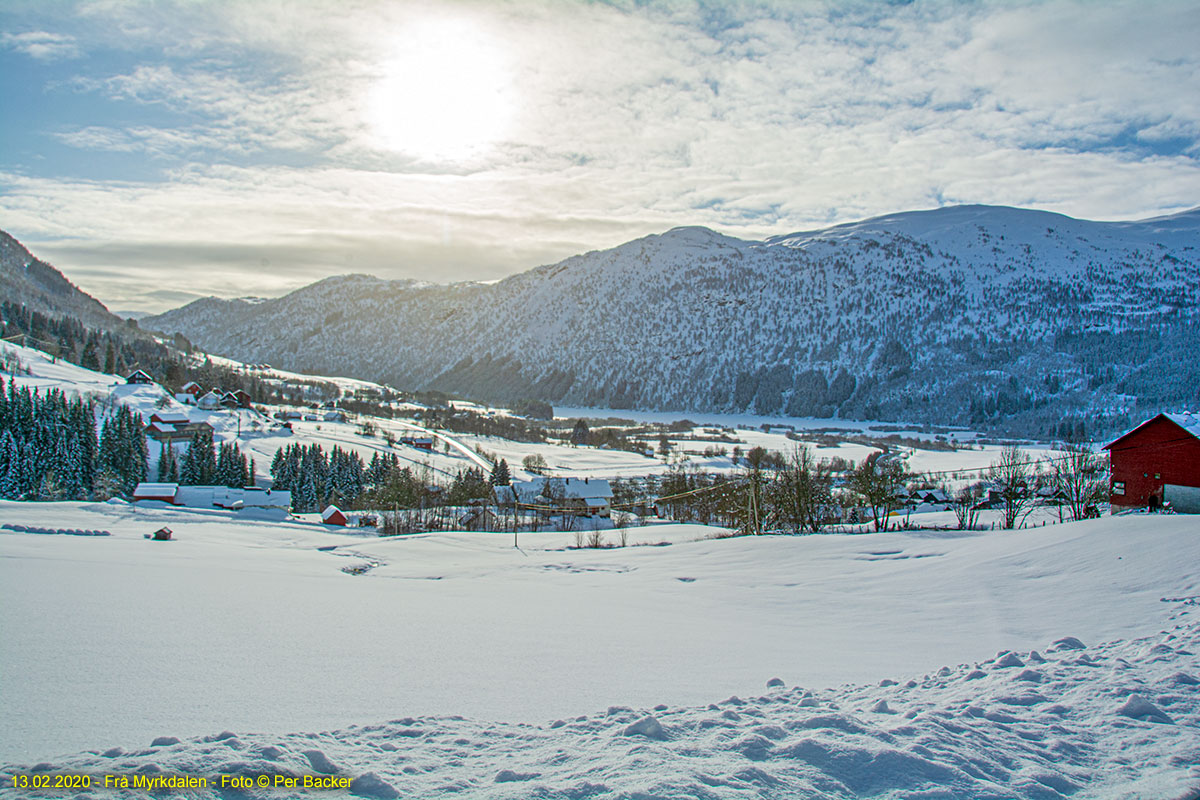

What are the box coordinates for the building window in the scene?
[1113,481,1125,496]
[1154,473,1161,480]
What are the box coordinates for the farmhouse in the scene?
[494,477,613,517]
[196,390,223,410]
[400,435,435,450]
[132,483,293,512]
[125,369,154,385]
[1104,412,1200,513]
[175,381,203,404]
[220,390,252,409]
[145,419,214,445]
[150,411,189,426]
[132,483,178,503]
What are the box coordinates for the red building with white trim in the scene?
[1103,412,1200,512]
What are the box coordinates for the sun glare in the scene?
[366,16,514,162]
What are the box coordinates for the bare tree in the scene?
[988,445,1038,529]
[951,482,984,530]
[522,453,548,475]
[1051,444,1107,520]
[848,452,907,531]
[769,445,834,534]
[740,459,768,535]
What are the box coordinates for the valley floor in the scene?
[0,502,1197,798]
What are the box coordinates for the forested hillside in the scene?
[106,205,1200,436]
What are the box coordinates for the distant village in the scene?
[2,347,1198,537]
[113,367,1200,536]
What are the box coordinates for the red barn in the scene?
[1104,412,1200,512]
[321,505,348,526]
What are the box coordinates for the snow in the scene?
[2,338,1198,796]
[0,340,123,399]
[1,500,1198,797]
[1164,412,1200,440]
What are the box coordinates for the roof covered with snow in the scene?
[132,482,178,499]
[1164,411,1200,439]
[498,477,613,504]
[1106,411,1200,448]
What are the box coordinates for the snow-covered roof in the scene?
[322,505,345,521]
[151,411,189,424]
[172,486,292,510]
[498,477,613,504]
[1164,412,1200,440]
[1106,411,1200,449]
[133,482,178,499]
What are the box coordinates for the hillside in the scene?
[0,230,124,331]
[141,205,1200,437]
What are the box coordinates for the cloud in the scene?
[3,0,1200,312]
[1,30,80,60]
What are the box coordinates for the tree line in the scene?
[0,374,145,499]
[1,301,337,409]
[153,430,253,489]
[614,443,1107,535]
[269,444,499,514]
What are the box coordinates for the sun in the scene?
[366,16,514,162]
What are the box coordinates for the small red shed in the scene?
[1103,412,1200,511]
[321,505,348,526]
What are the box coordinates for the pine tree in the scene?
[0,429,19,498]
[157,442,178,482]
[180,428,216,485]
[489,458,511,486]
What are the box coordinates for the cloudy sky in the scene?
[1,0,1198,313]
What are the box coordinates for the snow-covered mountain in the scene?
[0,230,123,329]
[138,204,1200,434]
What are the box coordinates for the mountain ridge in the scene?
[8,203,1197,436]
[140,203,1200,435]
[0,230,124,330]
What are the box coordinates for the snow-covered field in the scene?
[1,339,1069,492]
[3,338,1196,797]
[1,500,1198,798]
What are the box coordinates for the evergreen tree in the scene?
[157,442,178,482]
[489,458,511,486]
[216,442,247,488]
[180,428,217,485]
[448,467,490,505]
[0,429,19,498]
[98,406,146,494]
[296,471,319,513]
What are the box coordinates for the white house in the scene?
[494,477,613,517]
[196,391,223,410]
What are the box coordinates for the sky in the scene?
[1,0,1198,314]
